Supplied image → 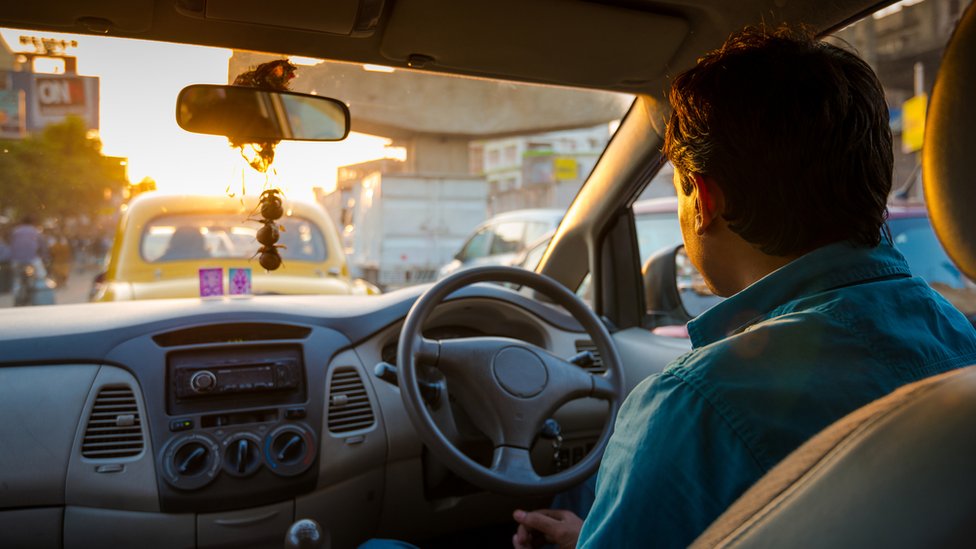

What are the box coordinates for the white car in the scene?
[437,208,564,278]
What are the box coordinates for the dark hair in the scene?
[663,26,892,255]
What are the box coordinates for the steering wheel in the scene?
[397,265,624,496]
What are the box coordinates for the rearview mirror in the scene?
[176,84,350,141]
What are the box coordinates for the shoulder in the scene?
[581,368,766,548]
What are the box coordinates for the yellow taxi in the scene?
[92,193,377,301]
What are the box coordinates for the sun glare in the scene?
[0,29,391,201]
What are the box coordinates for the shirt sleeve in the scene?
[578,371,765,548]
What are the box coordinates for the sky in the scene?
[0,28,391,202]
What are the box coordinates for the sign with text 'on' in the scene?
[36,77,87,113]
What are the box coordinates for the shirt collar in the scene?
[687,242,911,348]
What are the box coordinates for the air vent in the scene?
[327,367,376,434]
[81,386,144,459]
[574,340,606,374]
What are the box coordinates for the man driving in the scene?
[513,26,976,548]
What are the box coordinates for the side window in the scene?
[635,212,684,265]
[459,228,492,261]
[490,222,525,255]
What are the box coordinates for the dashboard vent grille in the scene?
[81,386,144,459]
[574,340,606,374]
[328,367,375,434]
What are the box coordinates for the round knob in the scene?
[223,434,262,477]
[161,434,221,490]
[190,370,216,393]
[175,442,209,476]
[264,424,316,477]
[273,433,306,465]
[285,518,324,549]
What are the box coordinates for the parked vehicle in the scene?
[439,208,564,278]
[323,172,488,290]
[91,193,377,301]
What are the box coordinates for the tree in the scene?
[129,176,157,198]
[0,116,127,223]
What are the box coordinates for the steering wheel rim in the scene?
[397,265,624,496]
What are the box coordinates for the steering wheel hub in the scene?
[493,347,548,398]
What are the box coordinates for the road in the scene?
[0,265,100,308]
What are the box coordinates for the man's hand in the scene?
[512,509,583,549]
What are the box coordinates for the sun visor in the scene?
[0,0,155,33]
[380,0,688,89]
[178,0,385,37]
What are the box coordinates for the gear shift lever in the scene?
[285,518,325,549]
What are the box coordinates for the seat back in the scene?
[693,366,976,548]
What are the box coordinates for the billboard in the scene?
[35,77,89,114]
[6,70,99,134]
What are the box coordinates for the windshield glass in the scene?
[0,28,633,305]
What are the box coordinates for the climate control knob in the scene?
[161,433,221,490]
[264,424,316,477]
[190,370,217,393]
[223,433,263,477]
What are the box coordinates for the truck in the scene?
[320,159,488,290]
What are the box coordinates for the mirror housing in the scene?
[643,243,723,329]
[176,84,350,141]
[643,244,693,329]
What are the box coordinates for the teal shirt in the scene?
[578,242,976,548]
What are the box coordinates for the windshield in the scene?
[0,28,633,305]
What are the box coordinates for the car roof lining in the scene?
[379,0,689,90]
[0,1,890,96]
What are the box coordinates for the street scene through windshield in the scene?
[0,29,634,306]
[0,0,973,327]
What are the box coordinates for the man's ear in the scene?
[692,174,722,234]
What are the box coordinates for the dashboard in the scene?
[0,283,689,548]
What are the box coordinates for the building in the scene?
[0,33,100,139]
[475,125,614,215]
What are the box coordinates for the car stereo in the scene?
[173,359,301,399]
[167,345,305,414]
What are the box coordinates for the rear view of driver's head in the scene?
[663,26,893,258]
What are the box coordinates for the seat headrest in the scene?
[924,1,976,279]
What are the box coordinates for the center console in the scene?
[156,344,319,512]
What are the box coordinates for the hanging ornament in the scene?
[226,60,297,270]
[250,189,287,271]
